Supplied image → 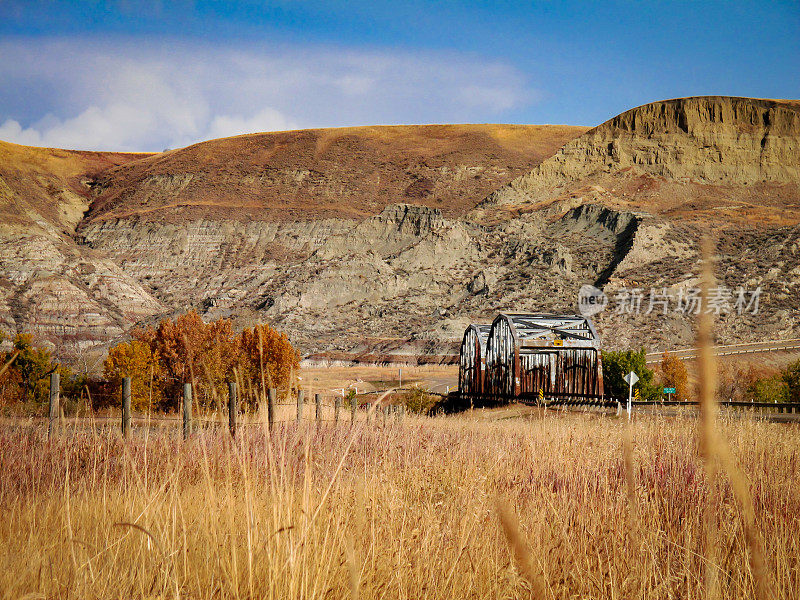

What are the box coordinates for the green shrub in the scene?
[747,375,789,404]
[11,334,56,404]
[402,387,437,415]
[600,348,660,401]
[782,359,800,402]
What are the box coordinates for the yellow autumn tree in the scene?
[144,311,239,410]
[103,339,162,411]
[659,351,689,401]
[107,314,297,413]
[238,323,299,407]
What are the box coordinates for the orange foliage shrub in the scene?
[134,311,239,410]
[0,352,21,408]
[717,363,786,403]
[102,312,298,412]
[717,363,752,402]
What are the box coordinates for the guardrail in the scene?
[455,391,800,414]
[645,340,800,363]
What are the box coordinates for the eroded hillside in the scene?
[473,97,800,354]
[0,141,161,355]
[1,99,798,362]
[0,124,587,357]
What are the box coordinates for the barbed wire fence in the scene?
[15,376,412,440]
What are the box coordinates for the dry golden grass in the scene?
[0,411,798,599]
[84,124,586,224]
[301,364,455,395]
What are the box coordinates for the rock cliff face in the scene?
[486,97,800,206]
[1,99,799,364]
[0,142,161,356]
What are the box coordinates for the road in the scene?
[645,338,800,364]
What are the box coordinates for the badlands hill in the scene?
[0,142,161,358]
[1,97,799,364]
[472,96,800,352]
[0,124,585,359]
[84,124,585,223]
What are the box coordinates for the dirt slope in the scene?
[0,141,151,232]
[82,124,587,224]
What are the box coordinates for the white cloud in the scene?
[206,108,297,141]
[0,37,533,151]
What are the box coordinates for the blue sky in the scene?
[1,1,797,151]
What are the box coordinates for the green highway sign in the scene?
[663,387,676,394]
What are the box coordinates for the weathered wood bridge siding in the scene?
[458,324,491,396]
[481,313,604,401]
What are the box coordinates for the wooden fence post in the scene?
[397,404,404,423]
[183,383,192,439]
[297,389,304,423]
[268,388,276,430]
[351,397,357,424]
[122,376,131,438]
[315,393,322,424]
[228,381,237,438]
[366,403,372,424]
[334,397,341,423]
[48,371,59,439]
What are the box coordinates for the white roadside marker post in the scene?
[623,371,639,420]
[628,381,632,419]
